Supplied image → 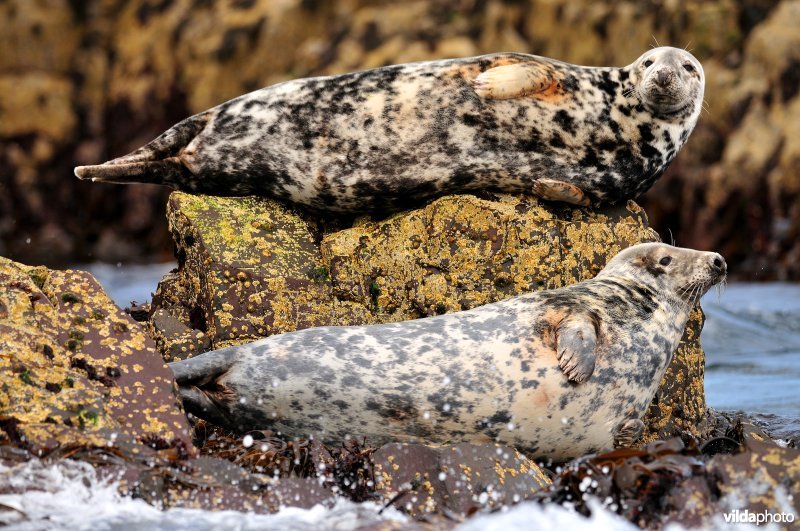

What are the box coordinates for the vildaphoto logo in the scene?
[723,509,796,525]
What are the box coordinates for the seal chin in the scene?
[641,83,695,116]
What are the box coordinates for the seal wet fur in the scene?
[75,47,704,213]
[169,243,726,460]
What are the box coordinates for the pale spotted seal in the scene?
[169,243,726,460]
[75,47,704,212]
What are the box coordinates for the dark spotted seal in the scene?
[169,243,726,460]
[75,47,704,212]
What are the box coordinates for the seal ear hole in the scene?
[659,256,672,266]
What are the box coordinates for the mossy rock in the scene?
[0,257,192,455]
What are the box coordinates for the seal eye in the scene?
[683,63,695,73]
[644,59,654,68]
[659,256,672,266]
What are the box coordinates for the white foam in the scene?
[0,459,407,531]
[457,497,639,531]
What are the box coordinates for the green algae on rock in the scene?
[151,191,709,442]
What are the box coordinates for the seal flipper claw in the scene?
[170,347,240,426]
[533,179,591,206]
[555,317,597,383]
[613,418,645,448]
[473,62,554,99]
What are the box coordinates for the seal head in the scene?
[629,47,705,118]
[169,243,726,460]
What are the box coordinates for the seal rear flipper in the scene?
[74,110,211,184]
[555,317,597,383]
[178,385,237,429]
[74,158,192,187]
[169,347,238,387]
[473,61,554,99]
[613,418,645,448]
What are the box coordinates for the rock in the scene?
[189,422,551,517]
[701,415,800,525]
[0,259,342,514]
[147,308,211,362]
[151,193,373,350]
[151,191,709,442]
[541,414,800,529]
[373,442,551,517]
[0,256,192,455]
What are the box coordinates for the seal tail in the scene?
[177,385,237,428]
[74,110,212,185]
[169,347,240,426]
[168,346,237,387]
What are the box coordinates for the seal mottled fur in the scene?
[75,47,704,212]
[170,243,726,460]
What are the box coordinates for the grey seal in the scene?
[169,243,726,460]
[75,47,704,212]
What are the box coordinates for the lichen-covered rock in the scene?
[147,308,211,362]
[151,191,709,442]
[373,442,551,517]
[706,422,800,523]
[152,194,374,351]
[0,257,192,455]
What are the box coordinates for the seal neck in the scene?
[594,274,690,320]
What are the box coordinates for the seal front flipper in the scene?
[74,110,211,185]
[473,61,554,99]
[613,418,645,448]
[533,179,591,206]
[555,317,597,383]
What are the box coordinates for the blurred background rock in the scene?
[0,0,797,279]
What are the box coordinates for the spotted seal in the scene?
[169,243,726,460]
[75,47,704,212]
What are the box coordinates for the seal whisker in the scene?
[716,276,728,301]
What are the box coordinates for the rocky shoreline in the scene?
[1,192,797,528]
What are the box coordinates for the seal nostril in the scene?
[656,70,671,86]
